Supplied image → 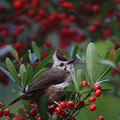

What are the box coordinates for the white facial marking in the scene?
[52,52,75,74]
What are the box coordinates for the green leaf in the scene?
[116,48,120,64]
[31,68,47,82]
[0,104,6,110]
[76,69,86,85]
[32,41,41,60]
[28,49,32,62]
[6,57,21,87]
[18,108,26,118]
[32,54,52,80]
[45,47,52,56]
[96,65,112,83]
[9,113,15,120]
[70,72,79,90]
[95,39,114,58]
[22,72,27,88]
[72,45,78,59]
[25,65,33,87]
[59,48,71,58]
[110,19,120,37]
[10,48,19,61]
[78,85,88,90]
[21,51,29,63]
[99,59,116,68]
[86,43,97,82]
[11,89,20,98]
[102,88,112,91]
[65,83,76,101]
[100,3,109,18]
[37,94,48,120]
[0,67,15,82]
[20,64,26,80]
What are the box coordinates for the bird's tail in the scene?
[8,94,25,106]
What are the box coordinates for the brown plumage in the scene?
[9,68,70,105]
[9,50,75,106]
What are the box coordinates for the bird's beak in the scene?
[67,59,76,64]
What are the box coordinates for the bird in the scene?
[9,49,75,106]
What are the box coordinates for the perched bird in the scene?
[9,50,75,106]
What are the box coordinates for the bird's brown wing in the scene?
[8,68,69,106]
[26,68,69,94]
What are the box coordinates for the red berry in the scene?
[30,109,38,116]
[60,101,66,109]
[0,103,2,106]
[93,21,100,28]
[36,106,38,110]
[110,69,117,75]
[59,13,67,19]
[114,44,119,50]
[92,5,100,13]
[18,74,20,79]
[67,101,75,109]
[0,109,3,117]
[89,104,97,111]
[13,0,22,9]
[43,40,52,48]
[38,9,45,16]
[70,116,76,120]
[59,109,65,116]
[1,30,8,37]
[26,114,28,118]
[27,10,35,17]
[28,100,33,104]
[89,26,96,32]
[62,20,70,28]
[88,96,96,102]
[98,116,104,120]
[37,117,41,120]
[94,84,101,91]
[0,5,4,11]
[12,118,17,120]
[55,107,62,114]
[3,109,10,116]
[68,14,75,21]
[48,104,56,114]
[24,109,27,114]
[95,89,101,97]
[80,81,87,86]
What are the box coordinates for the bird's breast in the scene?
[45,82,70,104]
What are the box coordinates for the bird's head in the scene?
[52,50,75,74]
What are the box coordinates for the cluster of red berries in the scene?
[0,0,119,54]
[89,84,104,120]
[80,81,104,120]
[23,100,41,120]
[48,101,76,120]
[11,99,40,120]
[0,103,10,118]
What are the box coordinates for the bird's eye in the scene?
[60,63,64,66]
